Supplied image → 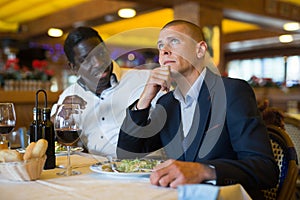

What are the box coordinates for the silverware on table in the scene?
[106,156,119,173]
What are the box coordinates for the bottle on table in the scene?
[29,107,42,143]
[40,107,56,169]
[29,89,56,170]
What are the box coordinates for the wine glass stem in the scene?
[66,146,72,176]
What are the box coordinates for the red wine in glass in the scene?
[54,103,82,176]
[56,128,82,146]
[0,125,15,134]
[0,125,14,149]
[0,103,16,149]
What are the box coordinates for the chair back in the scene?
[284,115,300,199]
[262,125,298,200]
[284,115,300,165]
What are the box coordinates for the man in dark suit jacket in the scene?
[117,20,279,199]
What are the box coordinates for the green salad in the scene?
[55,141,67,153]
[101,159,162,173]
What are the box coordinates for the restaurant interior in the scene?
[0,0,299,133]
[0,1,300,199]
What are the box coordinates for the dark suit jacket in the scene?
[117,68,279,199]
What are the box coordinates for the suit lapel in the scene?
[161,69,225,161]
[184,69,226,161]
[184,82,212,161]
[197,69,226,159]
[159,95,185,160]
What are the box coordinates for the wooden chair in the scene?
[262,125,298,200]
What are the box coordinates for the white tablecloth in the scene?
[0,153,251,200]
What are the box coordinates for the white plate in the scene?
[18,147,84,156]
[89,164,151,177]
[55,147,84,156]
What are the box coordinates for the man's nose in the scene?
[160,45,172,55]
[85,57,103,73]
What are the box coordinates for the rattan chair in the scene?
[284,115,300,199]
[262,125,298,200]
[284,115,300,165]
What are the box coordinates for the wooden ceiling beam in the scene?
[2,0,300,52]
[14,1,139,40]
[198,0,300,22]
[126,0,300,22]
[224,29,290,43]
[113,0,182,7]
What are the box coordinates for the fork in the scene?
[106,156,119,173]
[111,163,119,173]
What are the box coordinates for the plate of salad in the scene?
[90,158,163,177]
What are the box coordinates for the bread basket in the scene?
[0,155,46,181]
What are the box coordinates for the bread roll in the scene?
[32,139,48,158]
[23,139,48,160]
[23,142,36,160]
[0,150,23,162]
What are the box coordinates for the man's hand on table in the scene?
[150,159,216,188]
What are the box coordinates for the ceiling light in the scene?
[127,53,135,61]
[283,22,300,31]
[47,28,63,37]
[118,8,136,18]
[278,34,293,43]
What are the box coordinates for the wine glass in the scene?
[54,104,82,176]
[0,103,16,150]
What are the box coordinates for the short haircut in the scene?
[162,20,204,42]
[64,27,104,65]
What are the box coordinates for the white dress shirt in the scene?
[173,68,215,184]
[173,68,207,137]
[51,65,151,157]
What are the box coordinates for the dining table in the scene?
[0,152,251,200]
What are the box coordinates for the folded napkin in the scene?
[178,184,252,200]
[178,184,219,200]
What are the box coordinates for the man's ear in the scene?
[196,41,207,59]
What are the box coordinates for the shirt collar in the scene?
[174,67,207,105]
[106,73,118,89]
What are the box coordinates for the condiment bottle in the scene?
[41,107,56,169]
[29,107,42,142]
